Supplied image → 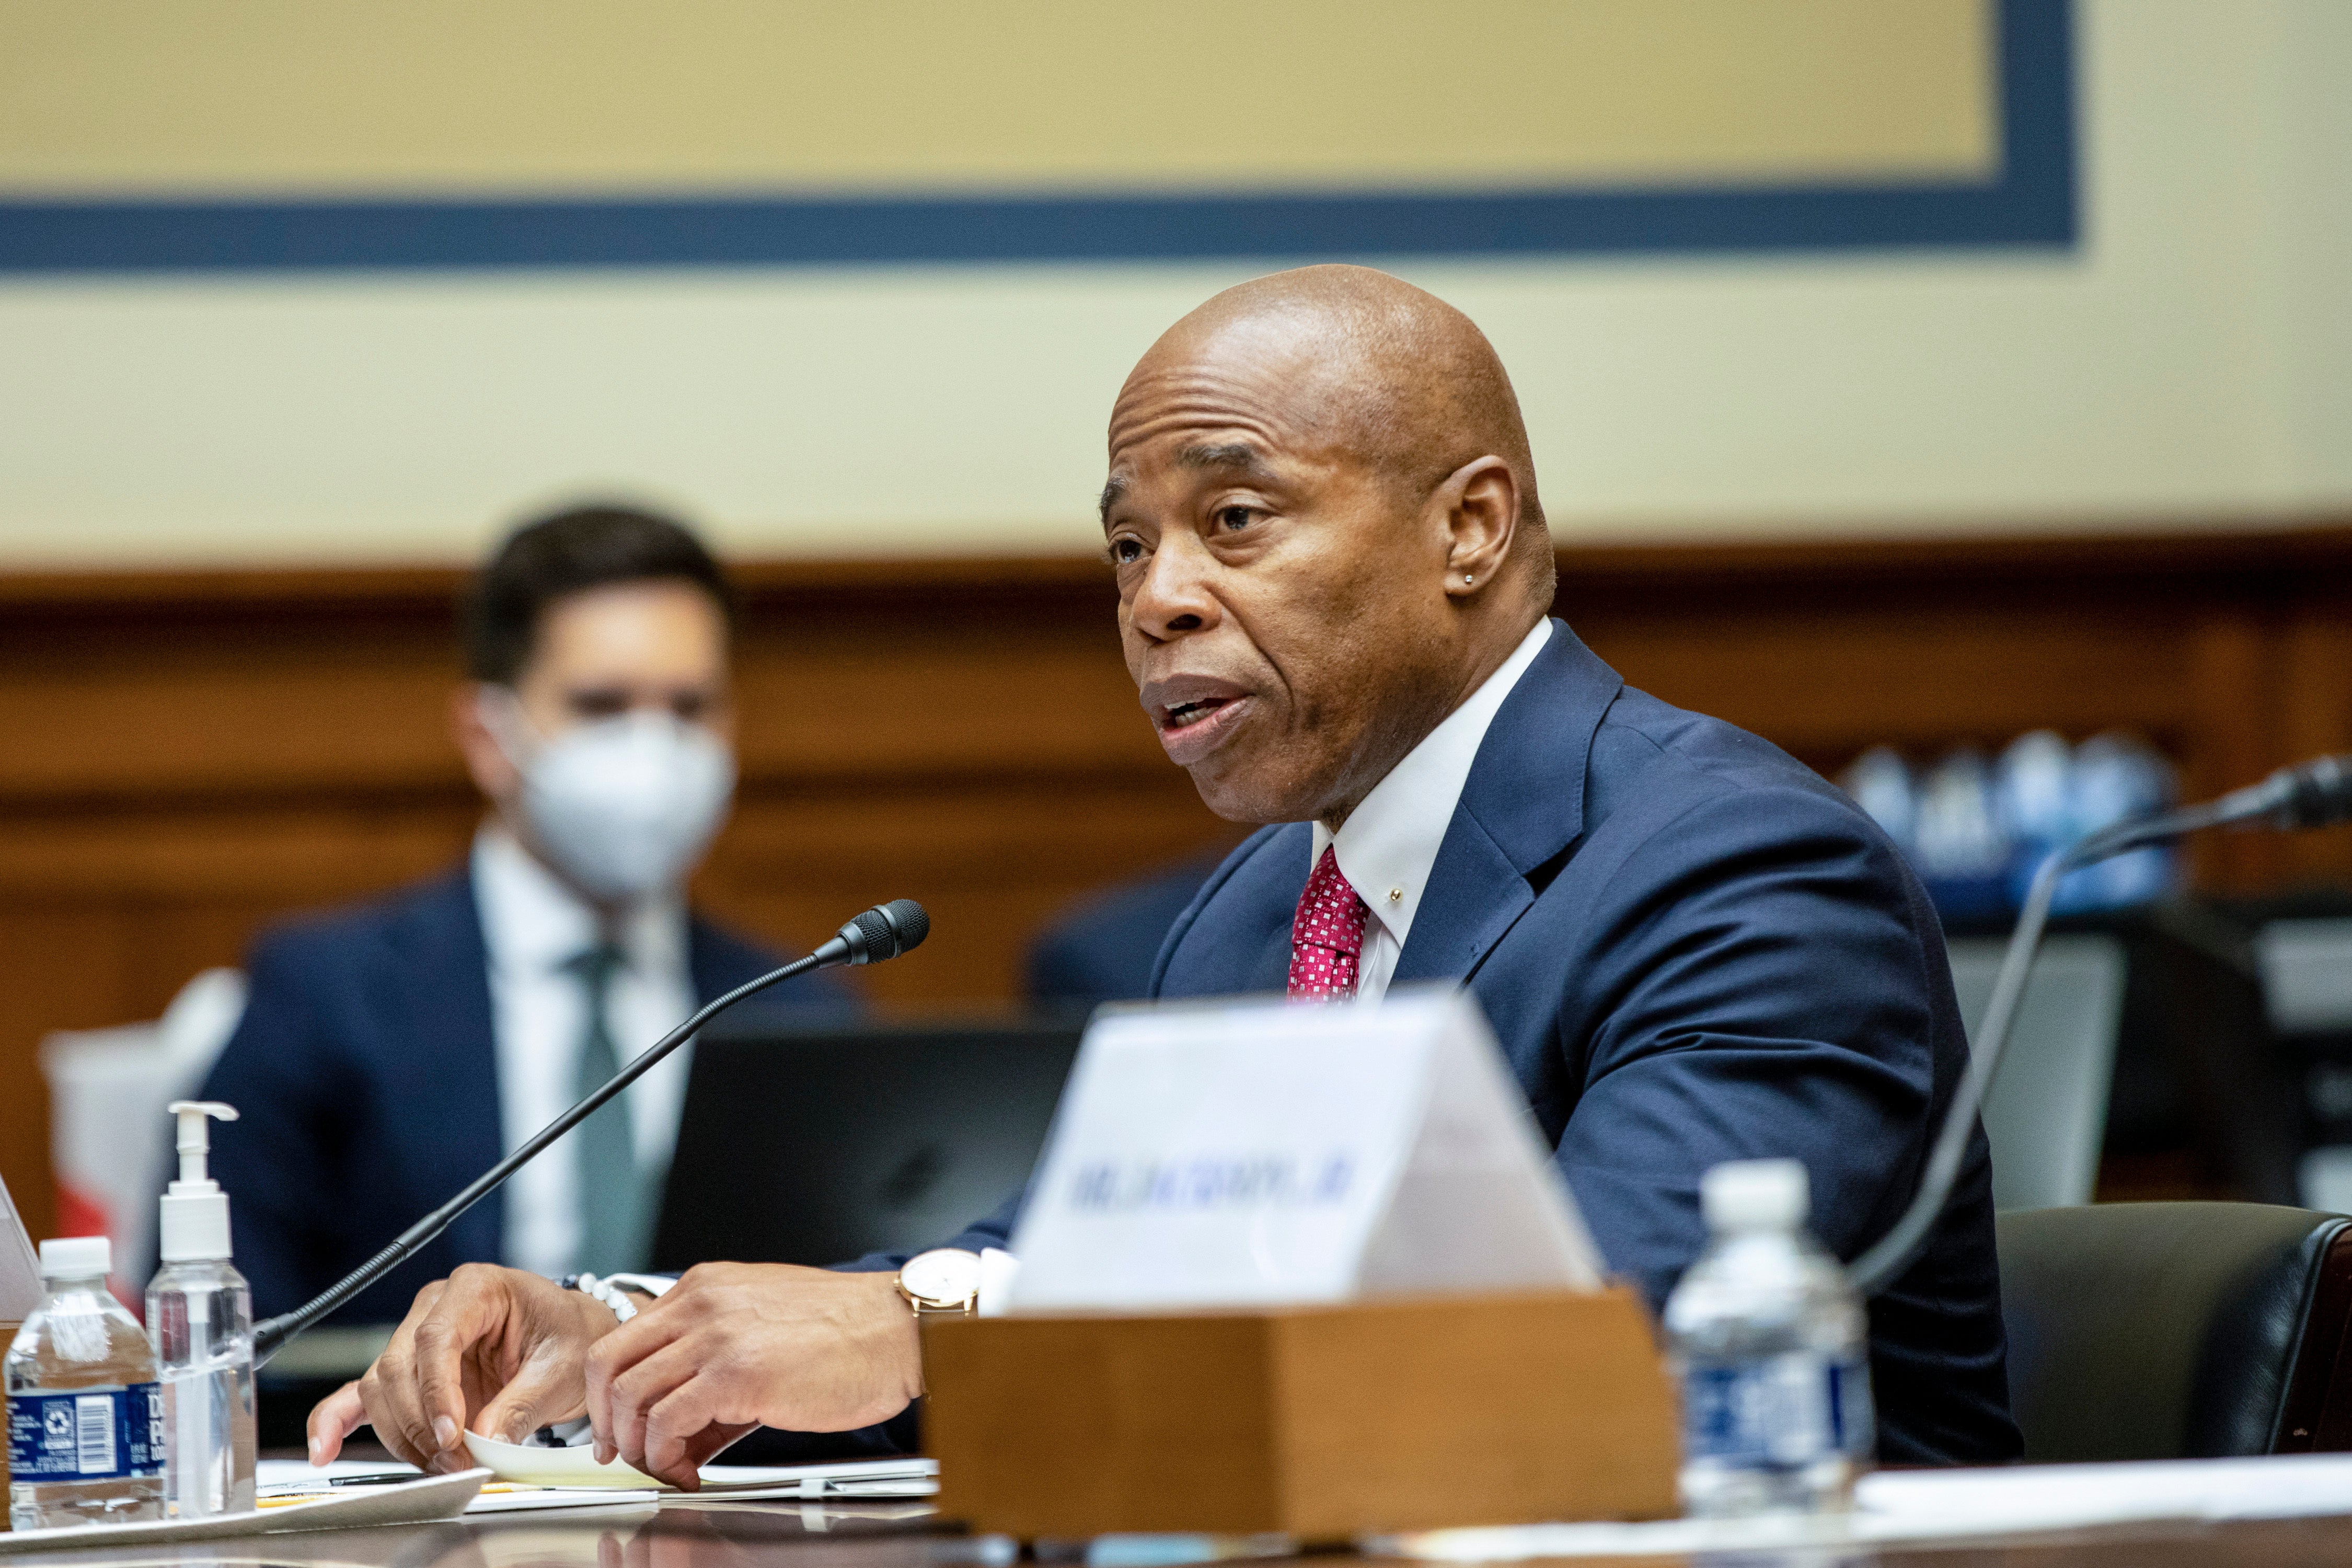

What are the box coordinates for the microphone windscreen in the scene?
[846,898,931,961]
[2284,755,2352,828]
[881,898,931,954]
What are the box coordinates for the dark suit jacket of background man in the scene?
[201,869,857,1323]
[1024,851,1224,1011]
[1139,620,2021,1466]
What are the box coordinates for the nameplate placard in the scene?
[0,1172,38,1323]
[1006,988,1602,1311]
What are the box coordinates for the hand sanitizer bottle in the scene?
[145,1101,256,1519]
[1664,1158,1874,1517]
[6,1237,165,1529]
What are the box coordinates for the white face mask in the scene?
[487,696,736,903]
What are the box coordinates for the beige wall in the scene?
[2266,0,2352,501]
[0,0,2345,570]
[0,0,1992,193]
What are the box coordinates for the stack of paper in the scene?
[1386,1452,2352,1560]
[0,1468,482,1554]
[255,1447,938,1519]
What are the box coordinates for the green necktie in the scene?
[567,944,647,1276]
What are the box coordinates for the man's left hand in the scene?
[583,1263,921,1488]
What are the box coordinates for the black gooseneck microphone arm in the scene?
[1847,756,2352,1298]
[250,897,931,1365]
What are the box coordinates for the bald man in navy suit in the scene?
[319,266,2017,1483]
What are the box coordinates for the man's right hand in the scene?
[306,1264,620,1472]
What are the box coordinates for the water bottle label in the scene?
[1682,1352,1868,1468]
[7,1383,164,1481]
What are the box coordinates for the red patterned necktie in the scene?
[1289,845,1370,1000]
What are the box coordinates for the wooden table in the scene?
[10,1497,2352,1568]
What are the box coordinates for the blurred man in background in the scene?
[203,506,855,1323]
[1022,850,1223,1012]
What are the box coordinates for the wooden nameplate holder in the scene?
[921,1286,1678,1538]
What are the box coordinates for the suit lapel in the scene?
[1392,621,1623,986]
[1226,828,1306,994]
[1391,811,1534,986]
[379,870,505,1264]
[1157,824,1309,999]
[1244,898,1298,992]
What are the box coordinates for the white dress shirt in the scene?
[1311,619,1554,1001]
[471,827,698,1278]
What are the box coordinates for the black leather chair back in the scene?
[1997,1202,2352,1461]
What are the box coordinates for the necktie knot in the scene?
[1289,846,1370,1000]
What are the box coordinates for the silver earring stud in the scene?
[1462,573,1474,584]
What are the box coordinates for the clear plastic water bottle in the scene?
[5,1237,165,1530]
[147,1101,257,1518]
[2072,732,2180,910]
[1996,729,2078,910]
[1664,1159,1873,1517]
[1838,746,1917,853]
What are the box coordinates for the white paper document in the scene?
[0,1468,483,1554]
[256,1452,938,1515]
[1388,1452,2352,1559]
[441,1436,934,1497]
[1008,988,1602,1311]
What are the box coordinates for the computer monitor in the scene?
[651,1019,1085,1271]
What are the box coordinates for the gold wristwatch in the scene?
[895,1247,983,1316]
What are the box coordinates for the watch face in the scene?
[901,1248,983,1306]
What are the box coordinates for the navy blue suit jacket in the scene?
[200,867,858,1324]
[885,623,2016,1465]
[1134,621,2018,1465]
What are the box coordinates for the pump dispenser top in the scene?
[159,1100,238,1263]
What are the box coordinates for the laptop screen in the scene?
[651,1018,1083,1271]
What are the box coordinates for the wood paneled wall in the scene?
[7,526,2352,1236]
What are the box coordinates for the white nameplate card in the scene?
[0,1171,39,1322]
[1006,988,1603,1311]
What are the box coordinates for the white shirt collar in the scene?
[471,825,686,982]
[1312,619,1553,953]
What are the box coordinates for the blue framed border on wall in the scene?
[0,0,2072,273]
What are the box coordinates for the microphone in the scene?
[1847,757,2352,1297]
[250,898,931,1364]
[819,897,930,967]
[2212,753,2352,832]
